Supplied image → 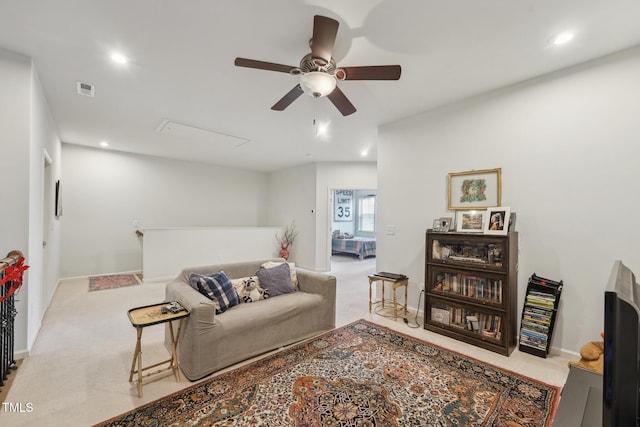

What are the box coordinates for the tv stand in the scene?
[554,365,602,426]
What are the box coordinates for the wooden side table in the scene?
[368,274,409,320]
[127,302,189,397]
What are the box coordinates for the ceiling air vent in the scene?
[76,81,95,97]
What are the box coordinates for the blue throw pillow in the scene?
[256,262,297,297]
[193,271,239,314]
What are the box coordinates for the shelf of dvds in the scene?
[425,230,518,356]
[519,273,563,358]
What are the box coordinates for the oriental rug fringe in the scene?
[96,319,559,426]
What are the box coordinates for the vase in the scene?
[279,242,290,260]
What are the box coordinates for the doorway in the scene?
[326,188,377,272]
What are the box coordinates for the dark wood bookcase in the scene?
[424,230,518,356]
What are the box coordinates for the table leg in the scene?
[137,344,143,397]
[130,328,144,397]
[168,320,181,382]
[393,285,398,320]
[129,328,140,383]
[404,280,408,315]
[368,278,373,313]
[174,318,184,380]
[381,281,385,309]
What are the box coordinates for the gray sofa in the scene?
[165,258,336,380]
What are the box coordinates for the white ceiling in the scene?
[2,0,640,172]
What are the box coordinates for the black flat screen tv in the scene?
[603,260,640,426]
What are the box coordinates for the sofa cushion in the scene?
[261,261,299,289]
[193,271,239,314]
[256,262,296,297]
[231,276,265,302]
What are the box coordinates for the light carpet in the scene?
[95,319,559,426]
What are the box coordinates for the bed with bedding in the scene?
[331,236,376,259]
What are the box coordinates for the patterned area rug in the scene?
[88,274,140,292]
[96,320,559,426]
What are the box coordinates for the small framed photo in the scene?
[455,210,486,233]
[439,217,453,232]
[432,218,449,232]
[484,207,511,235]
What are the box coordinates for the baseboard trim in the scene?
[58,269,143,282]
[142,275,174,284]
[13,349,29,361]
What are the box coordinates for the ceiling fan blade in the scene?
[271,85,305,111]
[327,86,356,116]
[339,65,402,80]
[311,15,339,64]
[234,58,296,74]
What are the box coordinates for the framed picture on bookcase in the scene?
[455,210,486,233]
[484,207,511,235]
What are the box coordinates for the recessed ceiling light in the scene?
[360,150,369,157]
[315,122,329,136]
[110,52,128,64]
[553,31,575,46]
[99,141,109,148]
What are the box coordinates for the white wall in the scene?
[0,47,62,356]
[378,46,640,355]
[0,48,31,356]
[265,162,376,271]
[60,144,269,277]
[141,227,282,281]
[60,149,376,277]
[28,66,62,348]
[266,163,318,270]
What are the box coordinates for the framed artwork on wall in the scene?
[455,210,486,233]
[448,168,502,210]
[55,180,62,218]
[484,207,511,235]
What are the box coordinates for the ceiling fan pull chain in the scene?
[313,98,317,134]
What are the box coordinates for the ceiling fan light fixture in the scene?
[300,71,336,97]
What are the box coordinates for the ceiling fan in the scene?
[234,15,401,116]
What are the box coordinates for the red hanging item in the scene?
[0,257,29,303]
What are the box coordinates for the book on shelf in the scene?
[431,307,450,325]
[373,272,407,281]
[449,255,486,264]
[466,315,479,332]
[432,273,503,304]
